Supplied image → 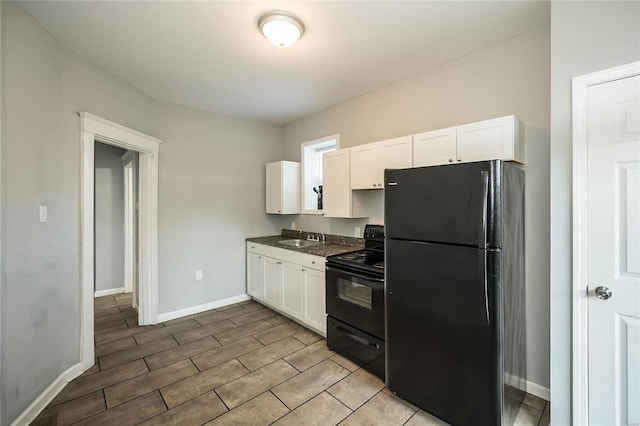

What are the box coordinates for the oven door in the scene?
[325,265,385,339]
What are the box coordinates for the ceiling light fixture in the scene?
[258,11,305,48]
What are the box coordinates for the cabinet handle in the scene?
[302,268,305,272]
[372,183,376,187]
[457,158,462,162]
[277,261,282,265]
[258,256,261,259]
[312,261,315,264]
[448,158,454,163]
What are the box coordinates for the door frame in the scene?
[80,112,161,369]
[571,60,640,426]
[121,151,135,297]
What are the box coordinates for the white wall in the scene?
[549,2,640,424]
[283,26,551,394]
[155,102,287,314]
[94,142,126,293]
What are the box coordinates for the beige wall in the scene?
[549,1,640,424]
[283,26,551,392]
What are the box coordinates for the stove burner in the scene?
[373,262,384,269]
[339,253,360,261]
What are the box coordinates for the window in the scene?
[301,134,339,214]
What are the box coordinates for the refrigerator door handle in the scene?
[481,250,490,326]
[480,171,489,249]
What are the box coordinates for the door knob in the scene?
[594,286,612,300]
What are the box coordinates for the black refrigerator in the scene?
[384,160,525,426]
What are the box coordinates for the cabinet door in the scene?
[350,144,380,190]
[303,268,326,334]
[247,252,264,300]
[265,162,282,214]
[413,127,457,167]
[379,136,413,179]
[282,262,304,320]
[456,115,515,163]
[323,149,352,218]
[263,257,282,308]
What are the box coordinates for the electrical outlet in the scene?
[195,270,203,280]
[355,227,361,237]
[39,205,48,223]
[291,221,296,230]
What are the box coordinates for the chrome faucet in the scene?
[307,234,320,242]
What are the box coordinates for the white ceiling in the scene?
[20,1,549,125]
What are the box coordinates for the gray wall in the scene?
[549,2,640,424]
[283,26,551,392]
[0,3,287,423]
[94,143,126,293]
[156,102,286,314]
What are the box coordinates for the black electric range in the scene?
[325,224,385,380]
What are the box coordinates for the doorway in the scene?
[572,61,640,425]
[80,112,161,371]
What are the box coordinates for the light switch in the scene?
[195,270,203,280]
[39,206,48,223]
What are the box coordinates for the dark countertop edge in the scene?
[246,235,363,257]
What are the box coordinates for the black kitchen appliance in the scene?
[384,160,525,426]
[326,224,385,380]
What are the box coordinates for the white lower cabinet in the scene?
[246,243,326,335]
[303,268,326,334]
[282,261,304,320]
[263,256,283,308]
[246,252,264,300]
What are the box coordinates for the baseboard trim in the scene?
[157,294,252,323]
[505,373,550,401]
[94,287,125,297]
[10,361,88,426]
[523,379,550,401]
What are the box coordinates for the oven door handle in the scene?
[336,325,381,349]
[325,266,385,282]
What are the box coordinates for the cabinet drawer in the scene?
[246,242,303,264]
[302,254,326,271]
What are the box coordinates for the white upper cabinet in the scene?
[456,115,523,164]
[323,149,367,218]
[351,136,413,189]
[350,144,380,189]
[266,161,300,214]
[412,115,524,167]
[413,127,457,167]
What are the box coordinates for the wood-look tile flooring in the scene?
[33,293,550,425]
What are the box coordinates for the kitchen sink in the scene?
[277,239,321,248]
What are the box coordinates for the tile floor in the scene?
[32,294,550,425]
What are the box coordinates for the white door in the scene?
[587,74,640,426]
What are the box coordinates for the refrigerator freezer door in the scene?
[385,238,501,426]
[384,161,502,248]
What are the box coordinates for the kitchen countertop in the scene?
[246,230,363,257]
